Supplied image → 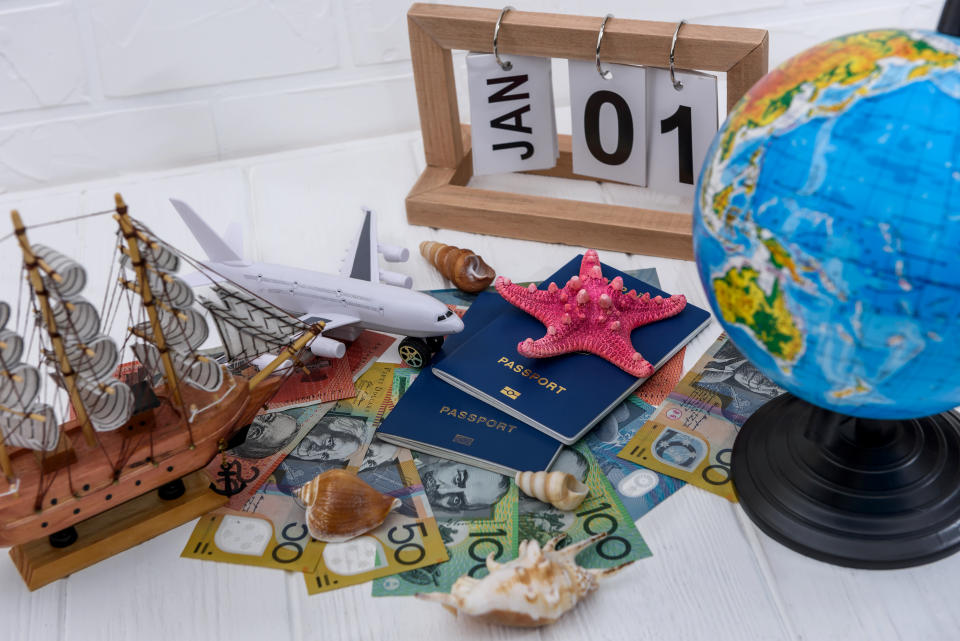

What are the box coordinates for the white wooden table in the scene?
[1,131,958,641]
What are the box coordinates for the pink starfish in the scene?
[495,250,687,377]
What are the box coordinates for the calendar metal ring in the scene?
[493,6,515,71]
[670,20,687,90]
[595,14,614,79]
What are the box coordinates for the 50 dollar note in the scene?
[617,334,783,501]
[182,446,447,593]
[371,450,518,597]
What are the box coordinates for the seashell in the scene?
[515,470,589,511]
[419,241,495,293]
[294,469,401,543]
[417,533,632,627]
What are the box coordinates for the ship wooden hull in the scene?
[0,373,282,547]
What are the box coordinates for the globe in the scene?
[693,29,960,419]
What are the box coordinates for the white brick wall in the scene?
[0,0,943,193]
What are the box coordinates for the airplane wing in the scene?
[179,270,226,287]
[298,312,362,333]
[339,208,378,281]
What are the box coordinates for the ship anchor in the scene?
[211,459,259,497]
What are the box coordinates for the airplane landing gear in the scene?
[398,336,445,369]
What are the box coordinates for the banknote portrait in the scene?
[415,453,510,519]
[272,412,368,493]
[230,411,302,459]
[359,438,399,472]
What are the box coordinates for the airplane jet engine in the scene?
[378,244,409,263]
[309,335,346,359]
[379,270,413,289]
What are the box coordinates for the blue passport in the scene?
[375,292,564,476]
[433,255,712,445]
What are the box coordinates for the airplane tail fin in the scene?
[170,199,243,263]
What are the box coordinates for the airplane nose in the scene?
[448,314,464,333]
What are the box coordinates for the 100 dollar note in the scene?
[519,441,651,569]
[617,334,783,501]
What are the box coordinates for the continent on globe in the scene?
[694,28,960,418]
[712,266,802,363]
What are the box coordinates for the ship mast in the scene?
[113,194,185,412]
[0,428,11,479]
[11,210,98,447]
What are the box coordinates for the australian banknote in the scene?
[371,450,518,597]
[583,396,685,521]
[205,401,334,511]
[182,446,447,591]
[269,362,398,493]
[518,441,651,569]
[264,354,355,411]
[617,334,784,501]
[345,330,396,382]
[302,446,448,594]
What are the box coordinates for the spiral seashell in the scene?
[417,533,633,627]
[515,470,588,511]
[295,469,401,543]
[419,241,495,293]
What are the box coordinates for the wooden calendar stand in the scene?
[405,4,768,260]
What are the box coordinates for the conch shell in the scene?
[417,533,632,627]
[295,469,401,543]
[515,470,588,510]
[419,241,495,293]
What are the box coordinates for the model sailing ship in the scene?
[0,194,322,548]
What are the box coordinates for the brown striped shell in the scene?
[294,469,401,543]
[419,241,495,293]
[515,470,588,511]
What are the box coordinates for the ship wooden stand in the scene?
[0,194,323,589]
[10,470,225,590]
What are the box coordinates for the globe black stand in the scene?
[732,394,960,569]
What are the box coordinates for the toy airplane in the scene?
[171,200,463,368]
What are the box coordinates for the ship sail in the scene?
[61,336,120,382]
[0,301,60,451]
[32,248,134,433]
[0,404,59,451]
[132,307,208,352]
[74,377,135,432]
[201,286,308,362]
[51,299,100,345]
[32,245,87,298]
[131,343,223,392]
[123,227,223,395]
[0,329,24,365]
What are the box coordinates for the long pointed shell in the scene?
[416,533,632,627]
[419,241,495,293]
[515,470,588,511]
[295,469,401,543]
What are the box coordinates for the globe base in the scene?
[732,394,960,569]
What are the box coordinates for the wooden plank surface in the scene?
[408,184,694,260]
[409,11,463,168]
[0,130,955,641]
[408,3,767,72]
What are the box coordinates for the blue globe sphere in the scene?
[694,29,960,418]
